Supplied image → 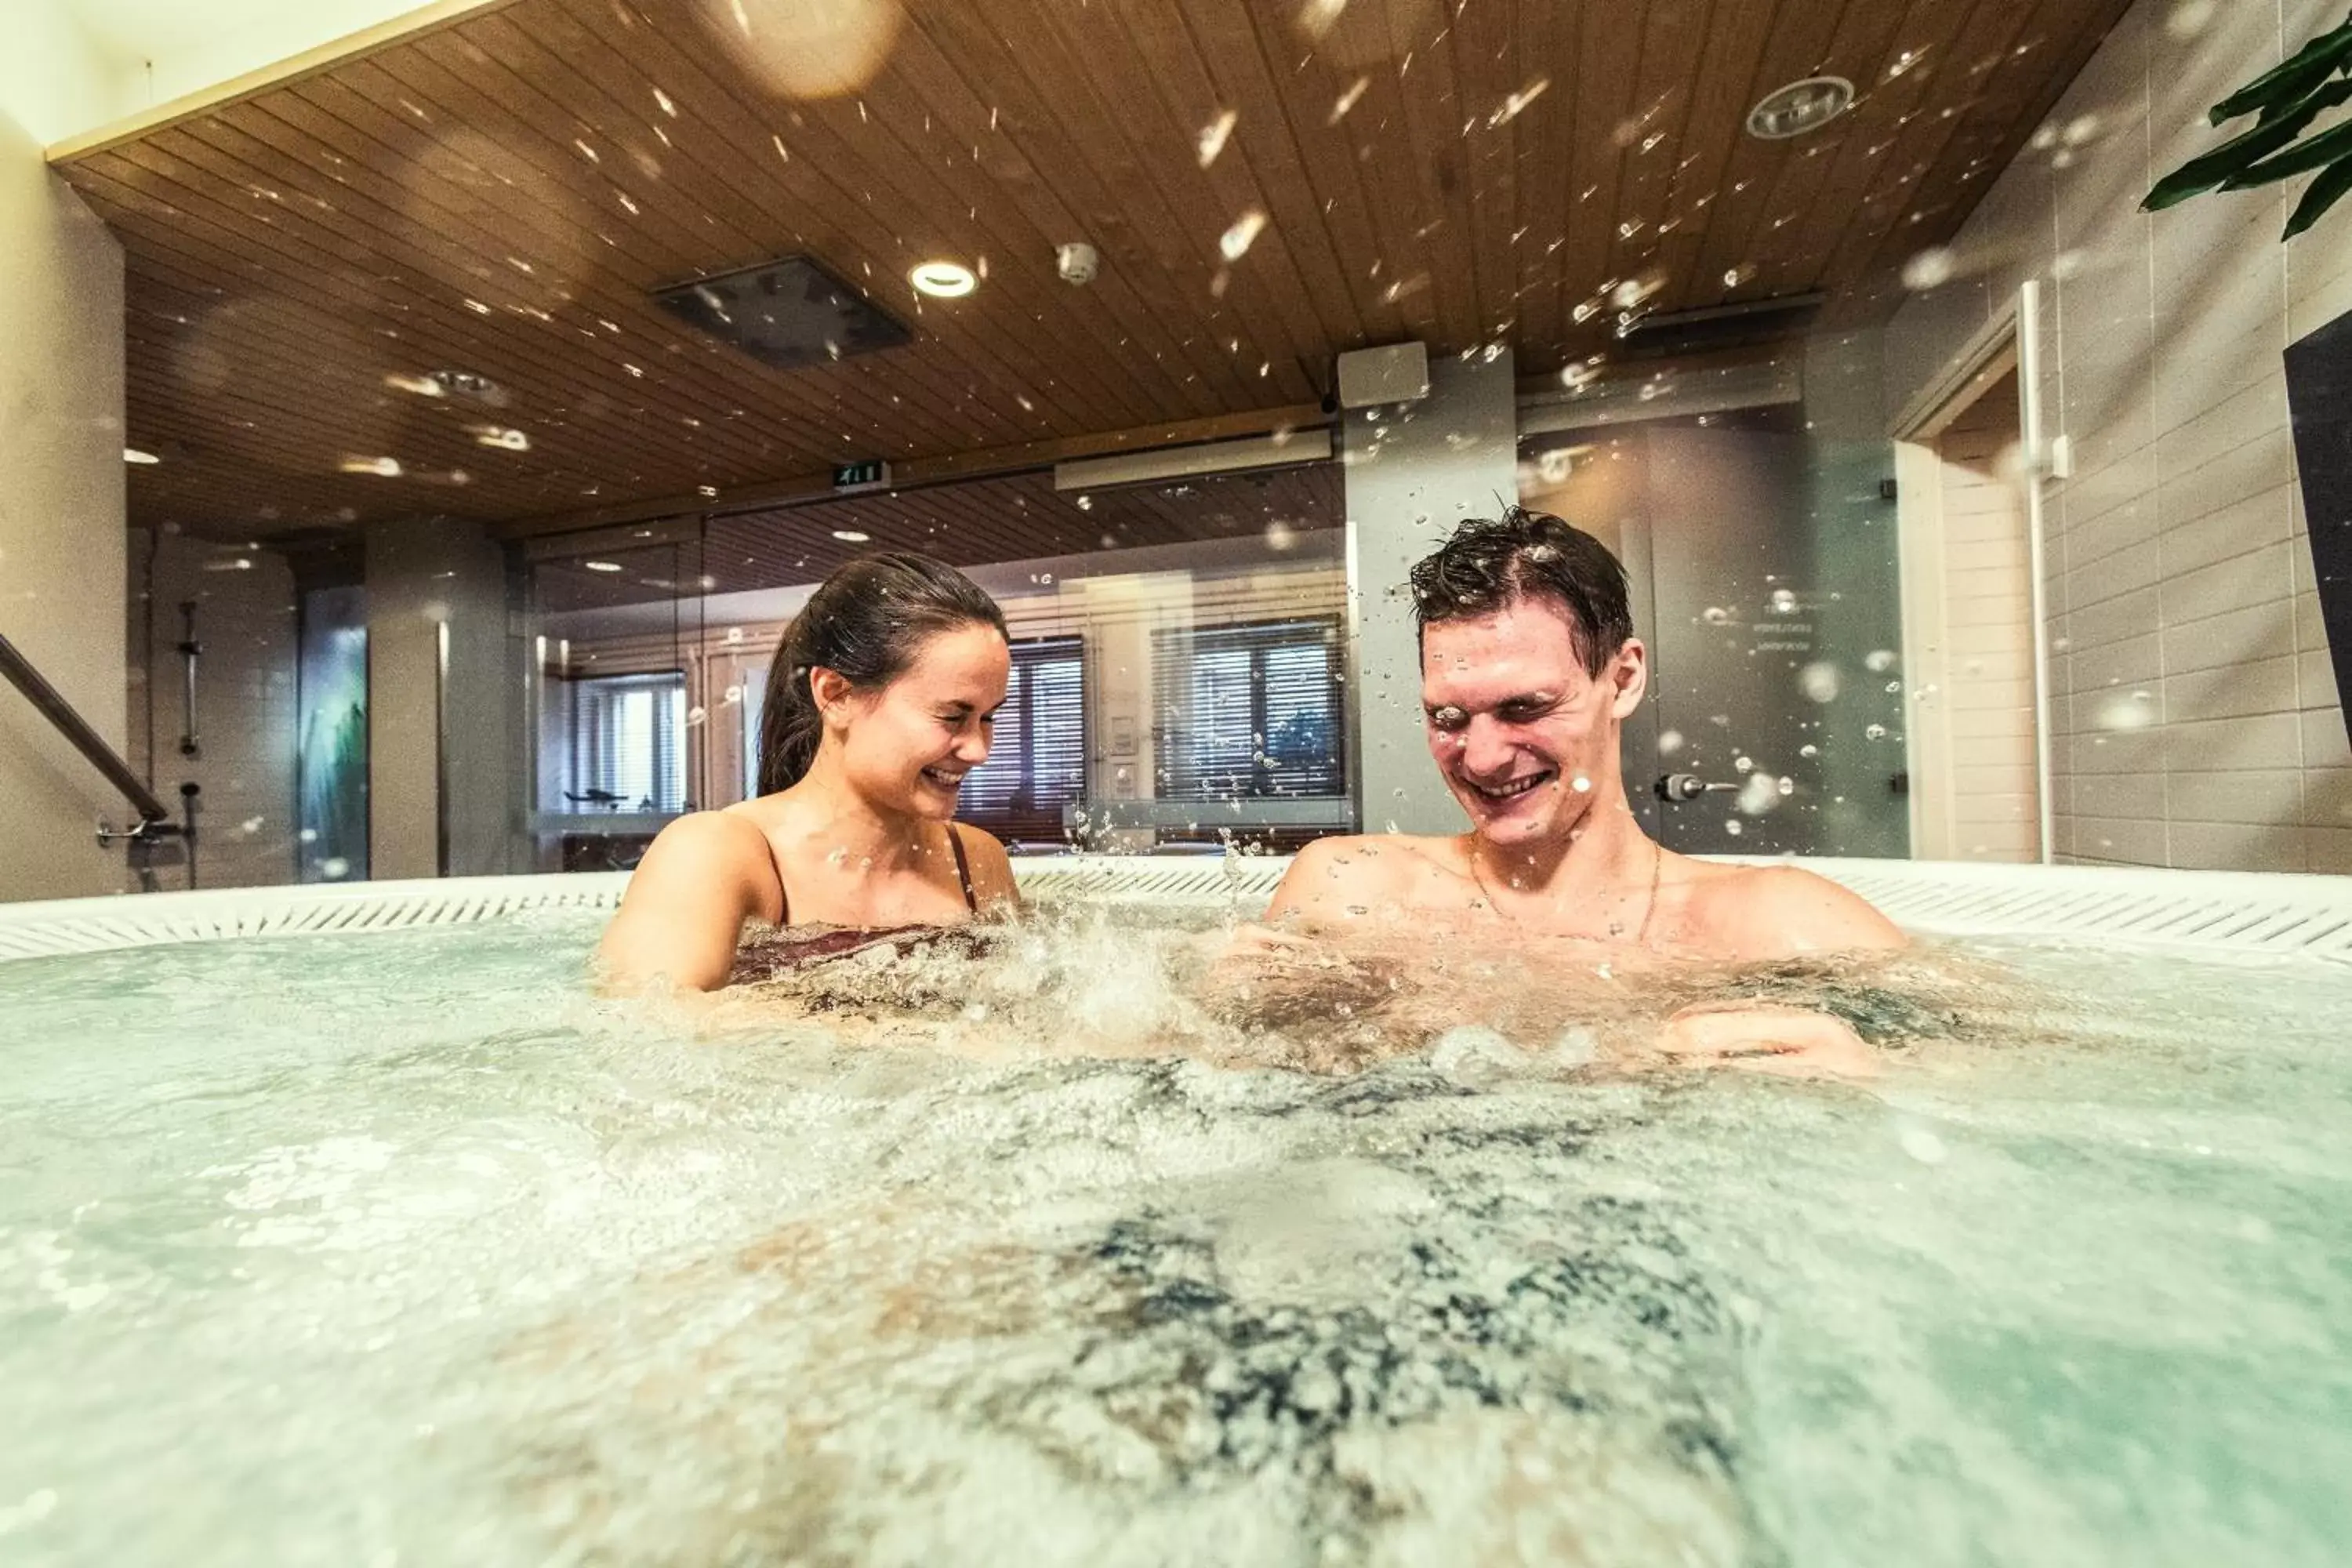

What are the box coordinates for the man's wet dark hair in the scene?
[757,552,1007,794]
[1408,506,1634,676]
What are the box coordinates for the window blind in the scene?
[565,670,687,812]
[1152,619,1347,800]
[960,635,1087,841]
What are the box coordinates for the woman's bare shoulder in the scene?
[633,811,779,902]
[949,822,1020,909]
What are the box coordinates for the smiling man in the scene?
[1263,507,1903,964]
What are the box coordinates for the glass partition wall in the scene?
[517,341,1909,873]
[517,461,1347,868]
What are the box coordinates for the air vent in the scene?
[652,256,910,372]
[1616,292,1826,357]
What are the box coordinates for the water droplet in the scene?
[1702,605,1732,626]
[1901,247,1956,291]
[1896,1120,1950,1164]
[1197,108,1238,167]
[1330,74,1370,124]
[1657,729,1684,756]
[1768,587,1798,615]
[1864,724,1888,741]
[1864,649,1896,673]
[1219,209,1268,261]
[1798,743,1818,758]
[1798,661,1840,703]
[1487,78,1549,129]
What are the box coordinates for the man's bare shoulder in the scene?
[1676,860,1907,959]
[1265,833,1466,920]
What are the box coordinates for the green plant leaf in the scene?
[2207,15,2352,125]
[2222,110,2352,188]
[2283,151,2352,237]
[2147,106,2332,207]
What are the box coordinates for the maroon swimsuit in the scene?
[729,825,983,983]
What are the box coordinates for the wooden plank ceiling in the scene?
[54,0,2129,541]
[532,460,1341,615]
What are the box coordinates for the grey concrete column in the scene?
[365,517,518,879]
[1340,347,1519,836]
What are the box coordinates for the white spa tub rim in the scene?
[1,855,2349,964]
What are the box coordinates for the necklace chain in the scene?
[1469,837,1665,948]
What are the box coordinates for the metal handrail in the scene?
[0,630,173,826]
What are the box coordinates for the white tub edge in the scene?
[0,855,2347,963]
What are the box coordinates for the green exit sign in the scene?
[832,459,891,492]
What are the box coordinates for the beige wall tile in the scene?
[2162,654,2301,723]
[2072,815,2169,865]
[2158,426,2300,533]
[2161,599,2296,675]
[2159,484,2293,576]
[2307,826,2352,875]
[2301,648,2341,711]
[2070,583,2163,651]
[2295,590,2332,652]
[2167,819,2306,872]
[2167,711,2307,768]
[2303,768,2352,828]
[2071,630,2164,694]
[2165,767,2303,826]
[2304,709,2352,769]
[2074,769,2166,820]
[2159,541,2294,627]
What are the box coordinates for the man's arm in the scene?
[594,812,774,992]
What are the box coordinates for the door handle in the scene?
[1656,772,1737,803]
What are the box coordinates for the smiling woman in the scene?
[594,552,1018,991]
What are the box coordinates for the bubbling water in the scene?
[2,904,2348,1566]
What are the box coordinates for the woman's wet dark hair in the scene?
[757,553,1007,794]
[1408,505,1634,676]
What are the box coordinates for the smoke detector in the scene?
[1746,77,1854,140]
[1056,242,1100,285]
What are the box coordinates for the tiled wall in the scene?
[1936,374,2042,862]
[1884,0,2352,873]
[0,106,125,902]
[125,531,299,890]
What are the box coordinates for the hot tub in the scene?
[2,856,2347,1566]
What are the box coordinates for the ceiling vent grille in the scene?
[652,256,910,372]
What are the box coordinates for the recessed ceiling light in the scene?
[831,529,872,543]
[909,261,977,298]
[123,448,160,464]
[1745,76,1854,140]
[583,560,625,573]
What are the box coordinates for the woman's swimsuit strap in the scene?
[772,822,978,927]
[947,823,978,913]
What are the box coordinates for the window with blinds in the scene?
[1152,619,1347,800]
[960,635,1087,841]
[564,671,687,812]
